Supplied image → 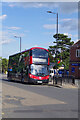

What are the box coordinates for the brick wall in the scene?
[69,40,80,79]
[70,47,79,61]
[69,64,80,79]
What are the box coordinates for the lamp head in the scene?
[47,11,52,13]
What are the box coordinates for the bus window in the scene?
[32,49,48,58]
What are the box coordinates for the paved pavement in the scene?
[0,74,79,118]
[48,80,78,89]
[0,74,2,120]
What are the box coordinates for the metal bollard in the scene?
[72,76,75,84]
[55,76,57,84]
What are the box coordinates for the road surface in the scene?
[0,74,78,118]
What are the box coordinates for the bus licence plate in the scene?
[37,81,42,83]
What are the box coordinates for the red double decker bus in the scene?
[8,47,49,84]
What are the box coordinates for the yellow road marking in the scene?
[2,112,4,115]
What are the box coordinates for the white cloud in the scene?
[7,26,21,30]
[33,45,38,47]
[64,33,72,37]
[0,38,14,45]
[0,15,7,20]
[2,0,79,1]
[43,18,77,35]
[1,25,27,45]
[0,30,24,45]
[0,31,15,45]
[74,39,79,43]
[7,2,59,8]
[61,19,78,31]
[59,2,78,14]
[8,4,16,7]
[61,19,72,22]
[5,2,78,14]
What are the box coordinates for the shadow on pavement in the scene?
[1,77,46,86]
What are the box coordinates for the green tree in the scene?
[2,58,8,73]
[48,33,74,69]
[0,57,2,73]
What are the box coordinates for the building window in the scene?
[76,49,80,57]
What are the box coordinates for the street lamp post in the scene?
[47,11,58,57]
[14,36,21,52]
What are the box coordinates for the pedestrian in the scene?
[58,70,62,77]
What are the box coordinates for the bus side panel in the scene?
[8,50,30,82]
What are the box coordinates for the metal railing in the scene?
[62,75,75,84]
[49,75,75,86]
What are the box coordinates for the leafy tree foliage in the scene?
[0,57,2,73]
[2,58,8,73]
[48,33,74,69]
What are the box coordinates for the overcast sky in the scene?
[1,2,78,58]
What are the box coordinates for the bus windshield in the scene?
[30,64,49,76]
[32,49,48,58]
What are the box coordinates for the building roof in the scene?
[71,40,80,48]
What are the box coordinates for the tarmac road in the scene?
[1,74,78,118]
